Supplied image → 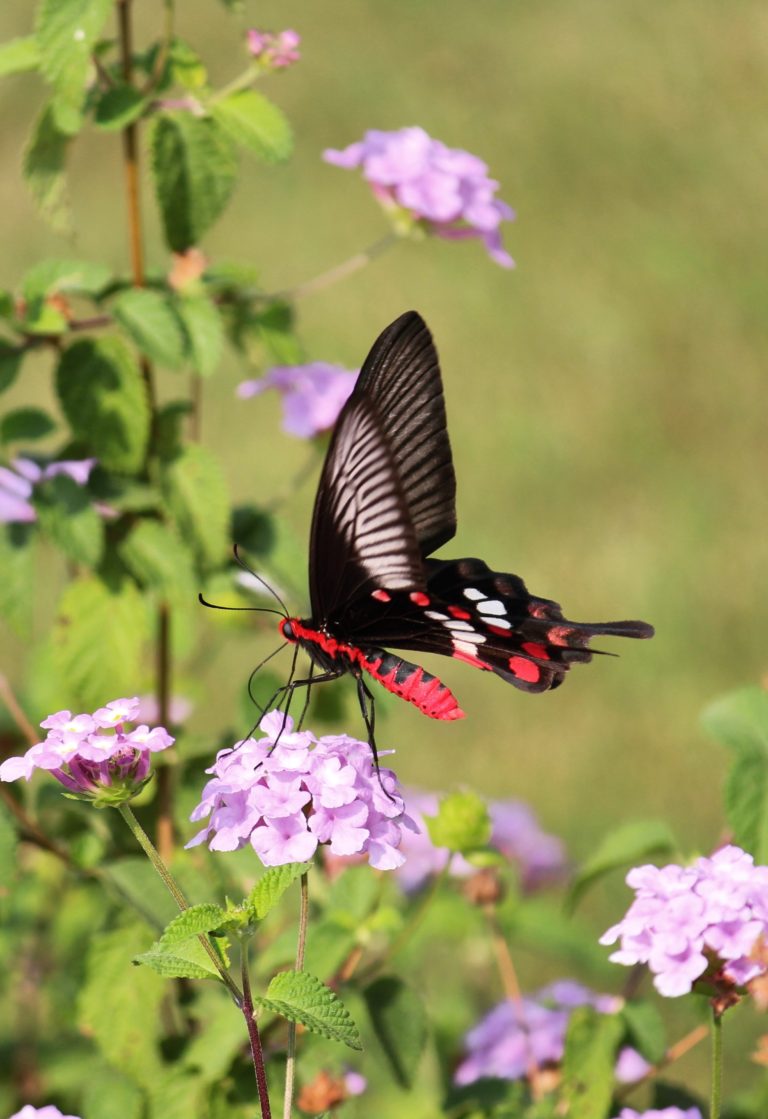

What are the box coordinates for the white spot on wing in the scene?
[425,610,449,621]
[455,637,486,655]
[485,617,512,630]
[463,587,486,601]
[446,619,474,631]
[478,599,506,616]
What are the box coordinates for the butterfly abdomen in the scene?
[358,649,465,721]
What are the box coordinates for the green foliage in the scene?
[568,819,678,910]
[35,0,113,134]
[93,85,149,131]
[0,35,40,77]
[112,288,187,370]
[159,902,230,944]
[161,444,230,570]
[245,861,311,920]
[0,800,18,886]
[135,940,222,981]
[0,405,56,443]
[560,1007,624,1119]
[426,790,492,853]
[212,90,293,164]
[22,102,72,233]
[363,976,428,1088]
[703,688,768,862]
[151,113,238,251]
[0,523,35,631]
[0,340,23,392]
[22,257,111,300]
[56,337,150,472]
[35,473,105,567]
[81,1066,145,1119]
[256,970,363,1050]
[176,294,225,377]
[622,999,667,1065]
[118,519,196,601]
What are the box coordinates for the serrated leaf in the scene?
[161,444,229,570]
[213,90,292,164]
[561,1007,624,1119]
[246,862,310,920]
[426,791,491,854]
[135,943,221,980]
[0,524,35,632]
[35,0,114,134]
[568,820,677,911]
[151,113,237,251]
[35,473,104,567]
[81,1066,145,1119]
[22,257,111,301]
[118,518,196,601]
[725,751,768,863]
[167,39,208,90]
[94,84,149,130]
[56,337,150,472]
[159,903,228,946]
[0,342,23,394]
[622,1000,667,1065]
[702,687,768,756]
[177,294,224,377]
[0,406,56,443]
[78,923,164,1086]
[363,976,428,1088]
[256,970,362,1050]
[112,288,186,369]
[52,576,149,709]
[23,103,72,233]
[0,35,40,77]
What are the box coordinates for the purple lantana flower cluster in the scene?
[9,1108,81,1119]
[601,845,768,997]
[187,711,415,869]
[612,1109,702,1119]
[454,981,621,1084]
[246,28,301,70]
[0,697,174,805]
[0,457,96,523]
[324,127,515,267]
[395,791,567,893]
[237,363,357,439]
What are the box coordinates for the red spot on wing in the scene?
[410,591,430,606]
[447,605,472,620]
[508,655,540,683]
[522,641,550,660]
[529,603,549,619]
[452,647,489,670]
[371,589,391,602]
[547,626,573,647]
[486,623,513,637]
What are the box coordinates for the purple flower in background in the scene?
[237,363,358,438]
[247,28,301,69]
[0,456,96,524]
[187,711,416,869]
[612,1109,703,1119]
[324,127,515,267]
[394,790,566,893]
[9,1106,82,1118]
[601,845,768,997]
[0,697,174,806]
[614,1045,652,1084]
[455,980,621,1084]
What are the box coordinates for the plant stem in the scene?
[271,232,401,302]
[283,871,309,1119]
[0,673,38,747]
[711,1007,723,1119]
[155,603,175,862]
[117,0,145,293]
[209,66,260,105]
[241,944,272,1119]
[615,1021,709,1102]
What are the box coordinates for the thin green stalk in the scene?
[283,871,310,1119]
[271,231,401,302]
[711,1007,723,1119]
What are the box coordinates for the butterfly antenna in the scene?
[198,592,286,619]
[233,543,291,617]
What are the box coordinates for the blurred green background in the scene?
[1,0,766,1093]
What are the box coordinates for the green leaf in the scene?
[560,1007,624,1119]
[154,400,192,462]
[161,444,229,570]
[35,0,114,134]
[622,999,667,1065]
[702,687,768,756]
[0,35,41,77]
[182,987,246,1082]
[363,976,428,1088]
[246,862,310,920]
[112,288,187,369]
[0,342,23,394]
[56,337,150,472]
[22,257,111,301]
[78,923,164,1086]
[426,790,492,853]
[35,473,104,567]
[81,1066,145,1119]
[568,819,677,910]
[256,301,303,363]
[167,39,208,90]
[23,103,72,233]
[0,406,56,443]
[147,1069,206,1119]
[326,864,381,924]
[118,519,196,601]
[176,294,224,377]
[159,903,229,946]
[135,942,221,980]
[725,751,768,863]
[150,113,238,251]
[256,970,362,1050]
[94,84,149,130]
[102,856,178,928]
[52,576,149,709]
[213,90,293,164]
[0,524,36,632]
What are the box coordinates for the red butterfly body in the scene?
[277,311,653,722]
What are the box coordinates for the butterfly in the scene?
[271,311,653,743]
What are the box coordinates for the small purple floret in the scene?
[324,127,515,267]
[10,1105,83,1119]
[612,1108,703,1119]
[186,711,416,870]
[246,28,301,69]
[0,456,97,524]
[601,845,768,997]
[237,363,358,439]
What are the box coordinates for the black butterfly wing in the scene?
[308,311,455,621]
